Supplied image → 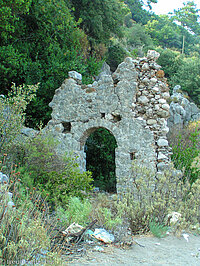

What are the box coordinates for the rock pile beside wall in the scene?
[46,50,171,193]
[168,85,200,129]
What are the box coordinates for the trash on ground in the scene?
[155,242,161,246]
[62,220,97,244]
[93,246,104,252]
[93,228,115,243]
[62,223,84,236]
[182,233,189,242]
[62,223,84,243]
[167,212,182,225]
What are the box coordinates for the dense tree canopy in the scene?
[145,14,198,53]
[0,0,102,127]
[1,0,200,129]
[69,0,128,45]
[171,1,200,35]
[0,0,32,43]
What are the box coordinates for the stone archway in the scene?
[47,51,171,194]
[84,127,117,192]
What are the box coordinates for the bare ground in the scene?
[67,234,200,266]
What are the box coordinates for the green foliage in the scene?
[170,57,200,106]
[21,132,93,206]
[146,15,182,50]
[124,23,153,54]
[85,128,117,192]
[117,162,200,235]
[156,48,200,106]
[88,193,122,232]
[70,0,128,45]
[149,219,169,238]
[0,45,28,90]
[172,1,200,35]
[0,163,62,264]
[191,154,200,176]
[169,122,200,184]
[0,0,32,43]
[157,48,183,80]
[100,208,122,230]
[0,0,103,128]
[56,197,92,227]
[0,83,38,154]
[106,44,128,71]
[125,0,154,25]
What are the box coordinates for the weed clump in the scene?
[169,121,200,184]
[117,162,200,236]
[0,161,62,264]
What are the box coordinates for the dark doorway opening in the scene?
[84,128,117,192]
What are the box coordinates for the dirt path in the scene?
[68,234,200,265]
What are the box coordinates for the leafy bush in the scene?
[117,162,200,235]
[0,83,38,155]
[169,121,200,184]
[125,23,153,50]
[157,48,183,81]
[20,132,93,206]
[149,219,169,238]
[171,57,200,106]
[100,207,122,231]
[88,193,122,232]
[106,44,128,72]
[191,155,200,175]
[0,161,62,264]
[56,197,92,227]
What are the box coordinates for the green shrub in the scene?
[149,219,169,238]
[0,162,62,264]
[0,83,38,155]
[20,132,93,206]
[125,23,153,50]
[100,207,122,231]
[117,162,200,235]
[191,155,200,176]
[88,193,122,232]
[169,121,200,184]
[106,44,128,72]
[56,197,92,227]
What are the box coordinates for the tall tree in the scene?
[145,14,198,53]
[0,0,102,127]
[172,1,200,35]
[69,0,128,45]
[125,0,157,24]
[0,0,32,43]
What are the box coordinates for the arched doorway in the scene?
[84,128,117,192]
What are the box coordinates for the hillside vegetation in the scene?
[1,0,200,128]
[1,1,200,263]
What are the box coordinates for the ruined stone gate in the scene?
[46,50,171,194]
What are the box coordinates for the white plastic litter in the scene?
[93,228,115,243]
[182,233,189,242]
[94,246,104,252]
[167,212,182,225]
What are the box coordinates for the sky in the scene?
[150,0,200,15]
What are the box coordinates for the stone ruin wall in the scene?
[46,50,171,194]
